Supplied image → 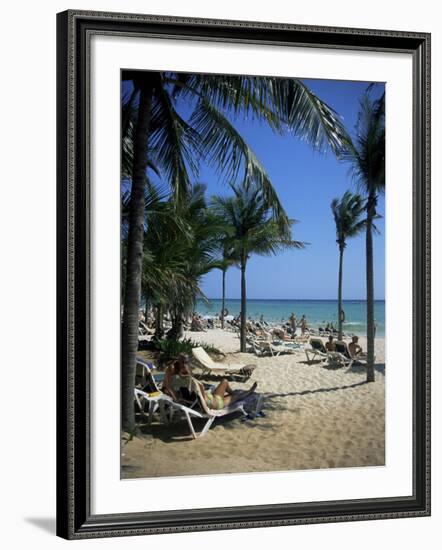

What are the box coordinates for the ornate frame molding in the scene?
[56,10,430,539]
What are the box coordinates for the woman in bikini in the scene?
[197,377,258,410]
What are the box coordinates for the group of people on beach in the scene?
[138,305,370,344]
[325,334,365,358]
[288,313,308,336]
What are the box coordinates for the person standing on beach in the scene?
[289,312,297,336]
[300,315,308,336]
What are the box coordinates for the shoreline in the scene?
[193,306,385,338]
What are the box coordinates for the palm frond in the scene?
[340,92,385,198]
[272,79,352,155]
[330,189,366,248]
[149,86,202,202]
[212,187,306,266]
[191,99,290,230]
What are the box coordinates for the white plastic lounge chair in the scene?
[134,388,204,435]
[305,338,328,363]
[326,351,353,368]
[248,338,266,356]
[181,379,263,438]
[252,340,297,357]
[134,388,173,425]
[135,358,163,390]
[268,341,300,356]
[191,347,255,381]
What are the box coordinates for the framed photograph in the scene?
[56,10,431,539]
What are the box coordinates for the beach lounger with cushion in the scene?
[181,378,263,438]
[247,334,300,357]
[334,341,370,368]
[191,347,256,381]
[259,341,298,357]
[305,338,328,363]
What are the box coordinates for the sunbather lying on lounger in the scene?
[194,378,258,410]
[272,327,293,341]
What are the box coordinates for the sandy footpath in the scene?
[122,330,385,478]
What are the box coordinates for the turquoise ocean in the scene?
[195,299,385,338]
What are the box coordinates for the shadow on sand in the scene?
[130,362,385,442]
[264,380,368,401]
[135,408,257,443]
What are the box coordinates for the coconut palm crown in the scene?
[212,184,305,352]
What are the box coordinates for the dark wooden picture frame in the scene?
[56,9,431,539]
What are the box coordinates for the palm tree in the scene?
[342,91,385,382]
[331,191,366,340]
[212,185,305,352]
[217,236,237,329]
[141,184,223,342]
[165,185,225,340]
[121,71,351,431]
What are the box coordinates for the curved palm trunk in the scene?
[155,303,164,340]
[240,255,247,353]
[221,268,226,329]
[366,195,376,383]
[168,311,184,341]
[144,293,149,326]
[121,85,152,432]
[338,246,344,341]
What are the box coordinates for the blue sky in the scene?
[123,75,385,301]
[193,78,385,300]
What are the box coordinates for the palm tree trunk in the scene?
[121,84,152,433]
[221,268,226,329]
[144,294,149,326]
[366,195,376,383]
[155,303,164,340]
[338,246,344,341]
[168,311,183,341]
[240,256,247,353]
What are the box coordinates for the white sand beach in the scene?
[122,329,385,479]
